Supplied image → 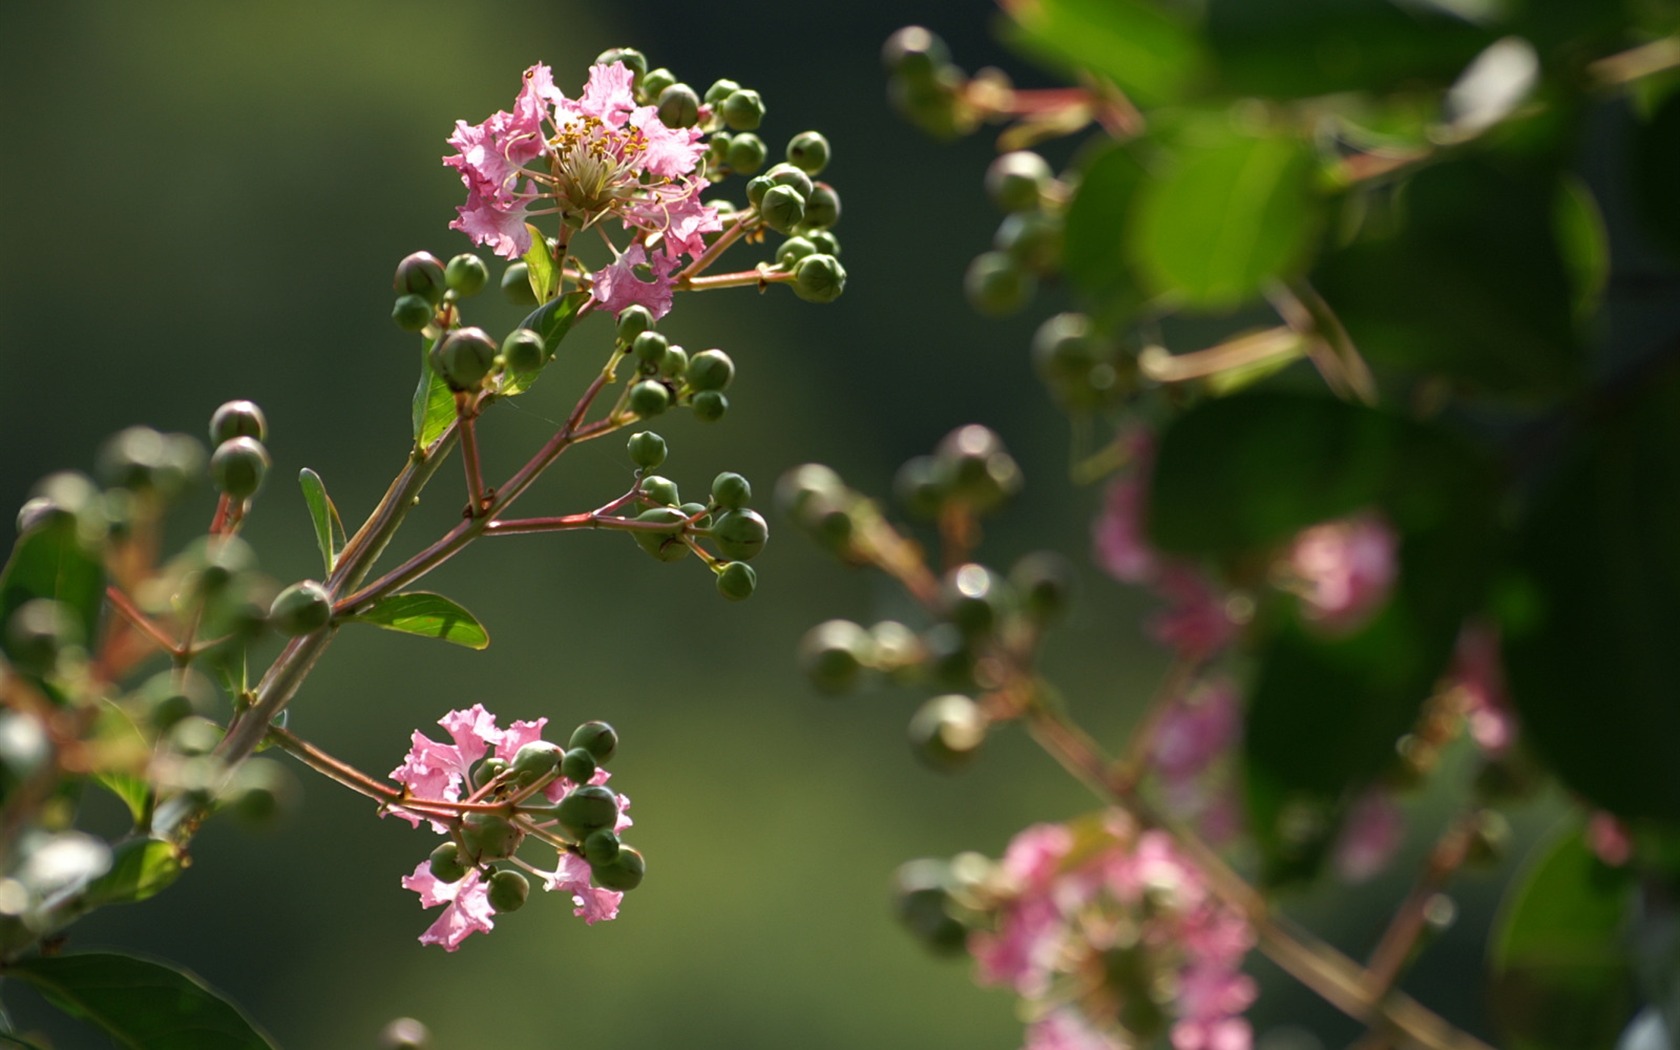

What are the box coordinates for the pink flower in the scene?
[1026,1010,1126,1050]
[1152,679,1241,784]
[1586,812,1632,867]
[1148,568,1240,660]
[1093,472,1158,584]
[388,703,502,828]
[1450,623,1515,754]
[1280,512,1398,635]
[401,862,496,951]
[1332,790,1406,883]
[591,243,676,319]
[540,852,623,924]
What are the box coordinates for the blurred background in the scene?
[0,2,1564,1047]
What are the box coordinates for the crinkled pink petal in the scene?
[970,895,1063,997]
[1025,1010,1125,1050]
[1171,1017,1252,1050]
[628,106,708,177]
[1093,474,1158,584]
[402,863,496,951]
[493,717,549,762]
[1333,790,1406,883]
[1284,512,1399,635]
[576,61,638,123]
[450,193,533,260]
[540,852,623,924]
[1149,568,1239,660]
[1000,823,1073,889]
[644,184,723,261]
[591,243,675,319]
[1152,678,1241,783]
[508,64,557,155]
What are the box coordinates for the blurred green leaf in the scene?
[1505,369,1680,824]
[501,291,587,398]
[297,468,342,576]
[1127,128,1320,309]
[0,519,105,685]
[344,591,488,650]
[1000,0,1205,106]
[1630,90,1680,262]
[1555,174,1609,320]
[1315,156,1582,396]
[93,773,150,826]
[5,951,276,1050]
[1062,144,1147,325]
[80,839,183,910]
[522,224,560,303]
[1490,822,1636,1050]
[412,333,455,449]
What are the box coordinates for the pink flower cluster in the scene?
[971,821,1256,1050]
[443,61,720,319]
[390,704,631,950]
[1150,678,1244,844]
[1278,512,1399,635]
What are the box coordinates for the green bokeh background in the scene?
[0,3,1557,1047]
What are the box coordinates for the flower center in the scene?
[549,116,650,222]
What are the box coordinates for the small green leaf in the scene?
[1002,0,1204,107]
[297,468,343,576]
[1490,822,1636,1050]
[344,591,488,649]
[0,518,106,687]
[522,225,560,302]
[500,292,588,397]
[5,951,277,1050]
[411,331,456,449]
[93,773,151,826]
[1061,144,1147,327]
[79,839,183,909]
[1127,129,1320,309]
[1554,175,1608,321]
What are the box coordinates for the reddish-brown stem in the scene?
[1113,656,1201,794]
[1137,327,1305,384]
[103,586,181,659]
[679,268,793,293]
[1362,812,1480,1000]
[457,396,488,516]
[208,493,232,535]
[676,217,755,282]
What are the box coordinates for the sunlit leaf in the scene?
[1554,175,1609,320]
[1062,144,1146,326]
[0,517,105,687]
[297,468,342,576]
[522,224,560,302]
[93,774,150,827]
[411,331,456,449]
[80,839,183,909]
[1000,0,1205,107]
[343,591,488,649]
[500,292,588,397]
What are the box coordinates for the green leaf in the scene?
[1127,128,1320,309]
[1554,175,1608,321]
[522,224,560,302]
[5,951,276,1050]
[0,518,106,685]
[1489,822,1636,1050]
[343,591,488,649]
[1505,370,1680,824]
[411,331,456,449]
[296,468,343,576]
[1001,0,1204,107]
[93,773,150,826]
[1061,144,1147,326]
[79,839,183,909]
[500,291,588,398]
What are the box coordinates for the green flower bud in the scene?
[691,391,729,422]
[716,560,758,601]
[908,694,986,771]
[509,740,563,786]
[155,434,205,501]
[995,211,1063,271]
[210,436,270,500]
[786,131,831,175]
[270,580,332,636]
[893,455,945,519]
[225,759,296,826]
[561,747,598,785]
[711,471,751,509]
[679,502,710,523]
[616,304,655,344]
[501,262,539,306]
[595,47,648,78]
[708,130,732,164]
[798,619,872,694]
[657,83,701,129]
[775,463,845,520]
[766,162,815,198]
[720,89,765,131]
[445,253,490,296]
[570,721,619,763]
[632,507,690,561]
[868,620,925,681]
[792,254,847,303]
[428,841,468,883]
[939,563,1011,638]
[487,869,530,913]
[137,669,213,731]
[882,26,951,81]
[629,379,672,418]
[632,329,670,367]
[964,251,1035,315]
[936,424,1022,512]
[181,534,258,598]
[725,132,768,175]
[759,185,806,234]
[776,236,817,268]
[6,600,79,674]
[711,508,768,561]
[746,174,775,208]
[394,251,447,304]
[169,717,224,758]
[460,811,524,863]
[894,859,971,955]
[97,426,171,494]
[640,475,680,507]
[626,431,668,470]
[922,623,977,691]
[889,66,968,140]
[391,293,433,332]
[705,78,742,105]
[685,349,735,392]
[806,494,857,553]
[209,401,268,446]
[432,326,497,391]
[556,785,619,839]
[641,67,677,101]
[659,345,689,379]
[1011,552,1075,624]
[985,151,1052,213]
[583,828,620,866]
[501,327,547,374]
[1031,313,1097,381]
[806,230,842,257]
[801,183,841,230]
[473,756,509,789]
[593,845,645,891]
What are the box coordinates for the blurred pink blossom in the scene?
[1332,791,1406,883]
[1450,623,1515,754]
[1586,812,1632,867]
[1280,512,1399,635]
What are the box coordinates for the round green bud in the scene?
[595,47,648,78]
[460,811,524,862]
[97,426,170,494]
[725,132,768,175]
[444,253,490,296]
[936,424,1022,512]
[807,495,857,552]
[889,66,967,140]
[501,328,547,374]
[632,507,690,561]
[720,89,765,130]
[155,433,205,501]
[984,151,1053,213]
[432,326,498,391]
[137,669,213,732]
[593,845,645,891]
[629,379,672,418]
[710,471,751,509]
[868,620,925,681]
[616,304,655,344]
[745,174,775,208]
[766,162,815,198]
[909,694,986,771]
[641,67,677,101]
[500,263,539,306]
[561,747,598,785]
[570,721,619,763]
[716,561,758,601]
[657,83,701,128]
[776,236,817,268]
[626,430,667,470]
[691,391,729,422]
[182,534,258,598]
[786,131,831,175]
[679,502,710,523]
[895,456,945,519]
[792,254,847,303]
[632,330,670,367]
[473,756,509,789]
[378,1018,431,1050]
[1031,313,1097,380]
[758,185,806,234]
[1011,552,1074,624]
[640,474,680,507]
[583,828,621,866]
[894,860,971,955]
[995,211,1063,271]
[775,463,845,520]
[704,78,741,105]
[393,251,447,304]
[922,623,977,691]
[798,619,872,694]
[487,868,530,913]
[170,718,224,758]
[210,436,270,500]
[939,563,1011,638]
[270,580,332,636]
[801,183,841,230]
[711,508,768,561]
[659,345,689,379]
[806,229,842,257]
[6,600,79,674]
[429,841,469,883]
[882,26,951,80]
[209,400,268,446]
[509,740,563,785]
[686,349,735,392]
[964,251,1035,315]
[708,130,732,164]
[556,785,619,839]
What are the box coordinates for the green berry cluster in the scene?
[615,307,738,423]
[621,430,767,602]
